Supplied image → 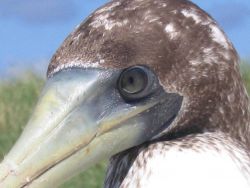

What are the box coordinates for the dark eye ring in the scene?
[118,66,154,101]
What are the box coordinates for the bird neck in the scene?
[105,132,250,188]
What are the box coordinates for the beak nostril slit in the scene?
[6,160,18,175]
[1,159,18,177]
[0,164,10,183]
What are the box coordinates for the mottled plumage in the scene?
[106,133,250,187]
[44,0,250,187]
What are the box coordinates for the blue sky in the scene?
[0,0,250,77]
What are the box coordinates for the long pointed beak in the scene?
[0,68,179,188]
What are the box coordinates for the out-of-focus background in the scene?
[0,0,249,187]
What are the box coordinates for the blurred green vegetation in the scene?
[241,61,250,93]
[0,62,249,187]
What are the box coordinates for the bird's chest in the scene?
[105,137,250,188]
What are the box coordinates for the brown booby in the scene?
[0,0,250,187]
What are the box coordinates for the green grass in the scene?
[241,62,250,93]
[0,63,250,187]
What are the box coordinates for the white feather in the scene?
[121,134,250,188]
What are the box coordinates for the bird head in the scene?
[1,0,249,187]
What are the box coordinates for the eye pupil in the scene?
[128,77,134,85]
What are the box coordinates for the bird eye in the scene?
[120,67,148,94]
[118,66,154,101]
